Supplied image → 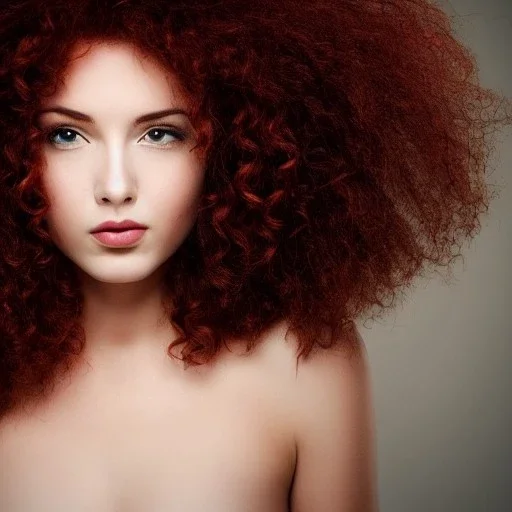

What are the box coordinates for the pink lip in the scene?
[92,229,147,247]
[91,219,147,233]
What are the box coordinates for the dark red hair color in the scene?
[0,0,510,418]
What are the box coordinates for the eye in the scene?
[139,127,185,146]
[45,125,186,149]
[47,127,87,147]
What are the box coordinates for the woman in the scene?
[0,0,509,510]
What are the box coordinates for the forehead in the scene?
[44,41,185,108]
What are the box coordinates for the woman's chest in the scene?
[0,354,296,511]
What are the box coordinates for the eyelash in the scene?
[45,125,186,148]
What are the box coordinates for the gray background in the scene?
[361,1,512,510]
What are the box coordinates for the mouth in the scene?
[99,228,144,232]
[91,228,147,247]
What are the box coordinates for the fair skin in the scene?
[38,40,203,366]
[0,41,378,511]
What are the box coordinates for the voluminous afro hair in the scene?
[0,0,511,418]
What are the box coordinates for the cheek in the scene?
[168,177,203,220]
[43,179,85,241]
[158,193,198,233]
[156,160,204,211]
[156,178,204,245]
[42,156,88,212]
[44,183,83,222]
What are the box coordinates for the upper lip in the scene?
[90,220,148,233]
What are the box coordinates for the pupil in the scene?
[59,130,75,142]
[150,129,164,140]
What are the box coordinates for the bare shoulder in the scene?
[280,322,379,512]
[265,319,371,397]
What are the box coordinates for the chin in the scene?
[75,265,159,285]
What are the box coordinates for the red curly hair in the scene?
[0,0,510,418]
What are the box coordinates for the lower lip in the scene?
[91,229,147,247]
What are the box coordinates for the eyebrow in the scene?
[37,106,189,125]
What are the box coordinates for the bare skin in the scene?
[0,321,298,512]
[0,39,377,512]
[0,41,299,511]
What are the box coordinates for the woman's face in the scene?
[38,41,205,284]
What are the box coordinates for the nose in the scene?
[95,146,137,206]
